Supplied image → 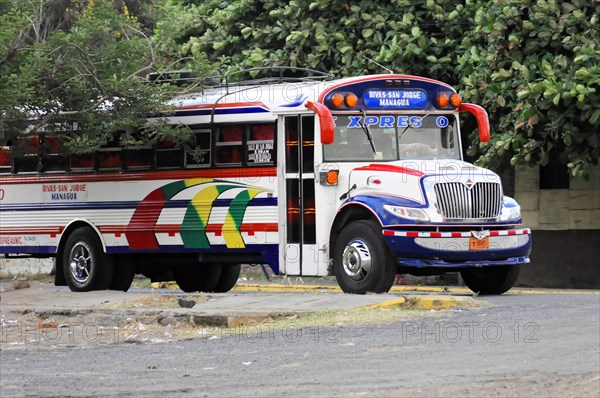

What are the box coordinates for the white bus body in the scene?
[0,72,531,294]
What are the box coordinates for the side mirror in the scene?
[305,101,334,144]
[459,103,490,142]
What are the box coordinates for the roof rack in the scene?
[221,66,334,89]
[146,70,197,87]
[147,66,334,92]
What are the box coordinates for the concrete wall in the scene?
[0,257,53,278]
[514,164,600,289]
[515,164,600,230]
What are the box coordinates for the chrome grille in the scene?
[434,182,502,219]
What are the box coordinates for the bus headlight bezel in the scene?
[383,205,430,222]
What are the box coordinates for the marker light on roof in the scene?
[345,93,358,108]
[450,93,462,107]
[436,93,449,108]
[331,93,344,108]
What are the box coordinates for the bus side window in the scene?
[14,135,40,173]
[0,139,12,174]
[125,146,152,170]
[247,124,275,165]
[42,135,68,172]
[97,139,122,170]
[157,139,183,169]
[215,126,242,166]
[70,153,94,171]
[186,129,211,168]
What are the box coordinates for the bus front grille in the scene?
[434,182,502,220]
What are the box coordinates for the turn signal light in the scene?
[326,170,339,185]
[320,169,339,186]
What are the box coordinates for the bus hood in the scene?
[347,160,505,222]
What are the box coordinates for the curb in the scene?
[403,295,475,310]
[1,294,477,330]
[152,282,474,295]
[233,284,600,295]
[359,295,476,310]
[146,282,599,295]
[1,306,295,329]
[359,297,407,310]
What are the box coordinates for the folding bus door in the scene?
[279,115,318,276]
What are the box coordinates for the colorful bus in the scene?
[0,68,531,294]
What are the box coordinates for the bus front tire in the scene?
[174,265,222,293]
[213,264,241,293]
[333,220,396,294]
[63,227,114,292]
[460,265,520,295]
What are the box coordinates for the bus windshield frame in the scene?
[323,113,461,162]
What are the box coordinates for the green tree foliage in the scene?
[171,0,599,177]
[0,0,210,153]
[460,0,600,178]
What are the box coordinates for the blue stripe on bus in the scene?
[0,243,278,256]
[0,246,56,254]
[174,107,270,117]
[0,197,278,211]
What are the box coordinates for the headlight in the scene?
[499,197,521,222]
[383,205,430,221]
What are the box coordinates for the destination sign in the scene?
[364,90,428,109]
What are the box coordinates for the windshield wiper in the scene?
[360,110,376,153]
[397,108,436,143]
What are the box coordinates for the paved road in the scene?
[1,292,598,397]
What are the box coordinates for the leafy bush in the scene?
[174,0,599,177]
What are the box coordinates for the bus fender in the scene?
[329,200,383,266]
[57,219,107,254]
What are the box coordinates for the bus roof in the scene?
[165,74,459,125]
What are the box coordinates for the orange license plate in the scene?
[469,237,489,250]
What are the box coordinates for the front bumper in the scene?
[382,228,531,267]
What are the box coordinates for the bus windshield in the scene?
[323,114,460,161]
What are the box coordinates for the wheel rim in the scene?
[69,243,92,284]
[342,239,372,281]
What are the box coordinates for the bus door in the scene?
[279,115,318,276]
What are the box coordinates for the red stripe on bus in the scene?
[0,227,62,235]
[99,226,126,234]
[239,223,278,232]
[354,164,424,177]
[150,223,279,234]
[125,189,166,250]
[204,223,278,233]
[179,102,269,110]
[0,167,277,185]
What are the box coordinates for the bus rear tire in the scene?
[460,265,520,295]
[213,264,241,293]
[63,227,114,292]
[174,265,222,293]
[333,220,396,294]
